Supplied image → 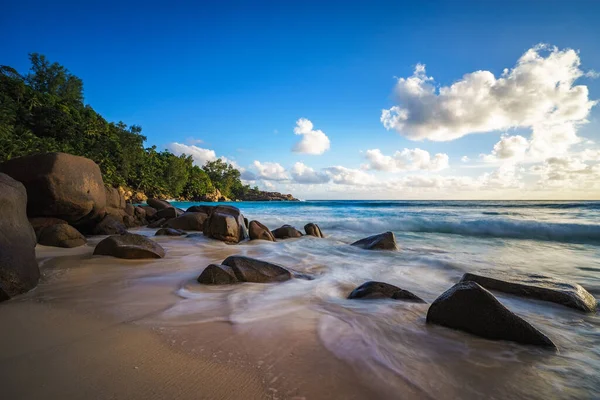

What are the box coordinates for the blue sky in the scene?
[2,0,600,199]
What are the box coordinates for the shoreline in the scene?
[0,238,388,400]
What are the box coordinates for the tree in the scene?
[202,159,242,199]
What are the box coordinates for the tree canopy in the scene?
[0,53,252,200]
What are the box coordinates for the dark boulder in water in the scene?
[93,233,165,259]
[304,223,324,238]
[248,220,276,241]
[348,281,425,302]
[203,205,248,243]
[38,223,87,248]
[351,231,398,251]
[198,255,292,284]
[156,207,180,220]
[155,228,186,236]
[426,281,556,348]
[0,173,40,301]
[271,224,303,239]
[460,271,597,313]
[164,212,208,231]
[0,152,106,228]
[146,198,172,211]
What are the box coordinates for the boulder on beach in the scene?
[139,205,158,220]
[248,220,276,241]
[271,224,303,239]
[187,205,215,215]
[351,231,398,251]
[203,205,248,243]
[0,173,40,301]
[426,281,556,348]
[105,186,126,213]
[148,218,166,228]
[93,233,165,259]
[0,152,106,228]
[348,281,425,302]
[304,223,324,238]
[92,214,127,235]
[198,255,292,284]
[125,203,135,217]
[29,217,68,240]
[156,207,180,220]
[164,212,208,231]
[146,198,172,210]
[134,206,146,219]
[38,223,87,248]
[460,271,597,313]
[155,228,186,236]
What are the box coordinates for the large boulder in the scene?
[38,224,87,248]
[140,206,158,220]
[0,153,106,228]
[146,198,172,210]
[93,233,165,259]
[29,217,68,240]
[203,205,248,243]
[351,231,398,251]
[304,223,323,238]
[249,220,276,241]
[148,218,167,228]
[92,214,127,235]
[187,205,215,215]
[271,224,303,239]
[426,281,555,348]
[105,186,126,211]
[461,271,597,313]
[0,173,40,301]
[198,255,292,284]
[348,281,425,302]
[156,207,180,220]
[164,212,208,231]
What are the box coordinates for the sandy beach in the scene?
[0,235,389,400]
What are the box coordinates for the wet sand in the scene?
[0,236,387,400]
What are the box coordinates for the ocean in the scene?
[161,200,600,398]
[38,200,600,398]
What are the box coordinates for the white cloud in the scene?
[363,148,449,172]
[292,118,331,155]
[252,161,289,181]
[323,166,376,186]
[167,142,218,165]
[461,156,470,162]
[381,44,597,148]
[290,162,330,184]
[481,134,529,162]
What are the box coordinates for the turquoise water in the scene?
[163,200,600,398]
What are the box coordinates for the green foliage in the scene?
[0,54,250,200]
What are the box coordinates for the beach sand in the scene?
[0,237,391,400]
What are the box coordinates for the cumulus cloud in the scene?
[252,161,289,181]
[323,166,376,186]
[461,156,470,162]
[292,118,331,155]
[167,142,218,165]
[381,44,597,147]
[363,148,449,172]
[290,162,330,184]
[481,134,529,162]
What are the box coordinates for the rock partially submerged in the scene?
[92,214,127,235]
[93,233,165,259]
[0,173,40,301]
[351,231,398,251]
[29,217,68,240]
[164,212,208,231]
[198,255,292,284]
[460,271,597,313]
[427,281,556,348]
[203,205,248,243]
[348,281,425,302]
[155,228,186,236]
[38,224,87,248]
[304,223,324,238]
[271,224,303,239]
[248,220,276,241]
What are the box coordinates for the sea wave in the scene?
[322,216,600,245]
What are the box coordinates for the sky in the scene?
[2,0,600,199]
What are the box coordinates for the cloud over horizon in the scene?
[292,118,331,155]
